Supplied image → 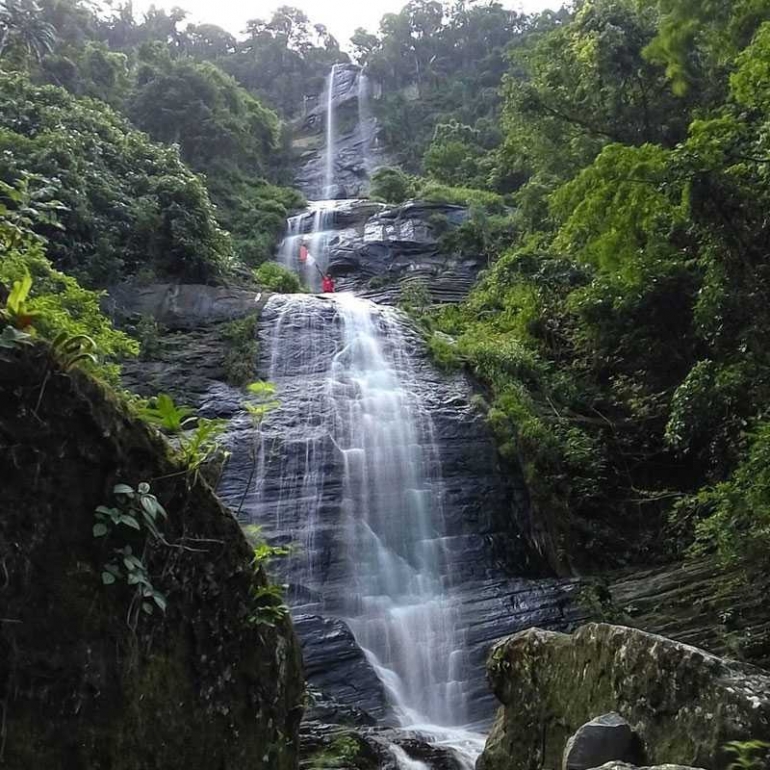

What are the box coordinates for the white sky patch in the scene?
[113,1,564,47]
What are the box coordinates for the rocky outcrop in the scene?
[478,623,770,770]
[0,343,304,769]
[608,561,770,669]
[295,614,394,724]
[293,63,385,199]
[590,764,705,770]
[107,282,263,330]
[281,199,487,305]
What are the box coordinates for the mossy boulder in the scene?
[478,623,770,770]
[0,344,304,769]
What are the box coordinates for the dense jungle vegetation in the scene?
[2,0,770,577]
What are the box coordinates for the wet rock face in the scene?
[108,282,261,330]
[294,63,386,200]
[216,294,584,726]
[281,199,486,305]
[478,623,770,770]
[295,614,394,724]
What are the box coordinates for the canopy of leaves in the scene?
[418,0,770,572]
[0,73,234,285]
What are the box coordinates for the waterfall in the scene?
[330,292,467,727]
[358,69,374,177]
[324,64,337,197]
[277,213,304,273]
[242,292,470,728]
[221,197,511,767]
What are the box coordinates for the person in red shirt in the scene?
[299,241,309,263]
[321,274,335,293]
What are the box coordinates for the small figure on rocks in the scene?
[322,274,336,293]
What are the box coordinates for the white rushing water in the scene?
[357,69,374,178]
[324,64,337,197]
[329,292,467,727]
[259,63,486,767]
[247,289,486,768]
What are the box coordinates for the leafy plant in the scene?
[244,381,280,423]
[138,393,196,432]
[0,324,33,352]
[178,418,227,478]
[725,740,770,770]
[1,269,37,329]
[94,482,168,542]
[254,261,304,293]
[51,331,98,371]
[247,533,290,628]
[93,482,169,620]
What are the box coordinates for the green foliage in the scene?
[0,0,56,66]
[725,740,770,770]
[178,417,226,479]
[399,279,431,315]
[137,392,226,481]
[255,262,304,293]
[370,166,417,204]
[138,393,195,433]
[725,741,770,770]
[244,381,280,424]
[0,324,33,352]
[136,315,162,360]
[94,482,168,622]
[0,72,234,285]
[311,735,361,769]
[412,0,770,570]
[245,525,290,628]
[0,247,138,381]
[222,314,258,386]
[682,424,770,568]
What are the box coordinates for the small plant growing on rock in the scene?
[1,269,37,330]
[139,393,195,432]
[138,392,226,483]
[726,740,770,770]
[244,525,290,627]
[94,482,168,622]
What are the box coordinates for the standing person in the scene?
[322,274,335,293]
[299,240,309,264]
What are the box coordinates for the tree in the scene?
[0,0,57,64]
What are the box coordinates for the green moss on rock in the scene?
[0,343,304,769]
[479,623,770,770]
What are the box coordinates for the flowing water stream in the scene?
[238,64,487,768]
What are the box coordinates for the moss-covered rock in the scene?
[0,343,304,769]
[478,623,770,770]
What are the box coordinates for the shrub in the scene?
[254,262,303,293]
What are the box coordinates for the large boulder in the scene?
[589,764,705,770]
[107,282,262,330]
[0,343,304,769]
[478,623,770,770]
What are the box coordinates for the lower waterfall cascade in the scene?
[217,200,585,768]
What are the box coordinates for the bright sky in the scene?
[127,1,563,46]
